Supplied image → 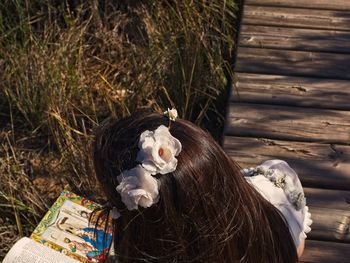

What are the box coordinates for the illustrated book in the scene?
[3,190,113,263]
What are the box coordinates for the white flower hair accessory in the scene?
[137,125,182,175]
[116,165,160,210]
[116,123,182,211]
[164,108,178,121]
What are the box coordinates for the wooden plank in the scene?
[246,0,350,11]
[243,5,350,31]
[223,136,350,190]
[301,240,350,263]
[305,188,350,211]
[309,207,350,243]
[306,188,350,243]
[239,25,350,53]
[236,47,350,79]
[231,73,350,110]
[225,103,350,144]
[298,188,350,243]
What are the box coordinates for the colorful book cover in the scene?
[30,191,112,262]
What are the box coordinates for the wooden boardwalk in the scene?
[223,1,350,262]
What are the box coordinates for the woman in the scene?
[92,110,311,262]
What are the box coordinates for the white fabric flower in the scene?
[164,108,178,121]
[116,165,160,210]
[258,160,305,211]
[136,125,182,175]
[265,168,287,188]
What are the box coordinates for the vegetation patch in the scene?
[0,0,238,257]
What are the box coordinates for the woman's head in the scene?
[93,110,298,262]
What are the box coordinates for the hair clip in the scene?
[110,207,121,219]
[102,202,121,219]
[163,108,178,121]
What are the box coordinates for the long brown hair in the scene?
[93,110,298,262]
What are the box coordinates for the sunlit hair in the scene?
[93,110,298,263]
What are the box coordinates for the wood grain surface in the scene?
[231,73,350,110]
[305,188,350,211]
[223,136,350,189]
[301,240,350,263]
[236,47,350,79]
[225,103,350,144]
[309,207,350,242]
[239,25,350,53]
[243,5,350,31]
[305,188,350,242]
[245,0,350,11]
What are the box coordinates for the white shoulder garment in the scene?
[242,159,312,248]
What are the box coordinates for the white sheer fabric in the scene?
[242,160,312,248]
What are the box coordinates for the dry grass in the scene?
[0,0,238,257]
